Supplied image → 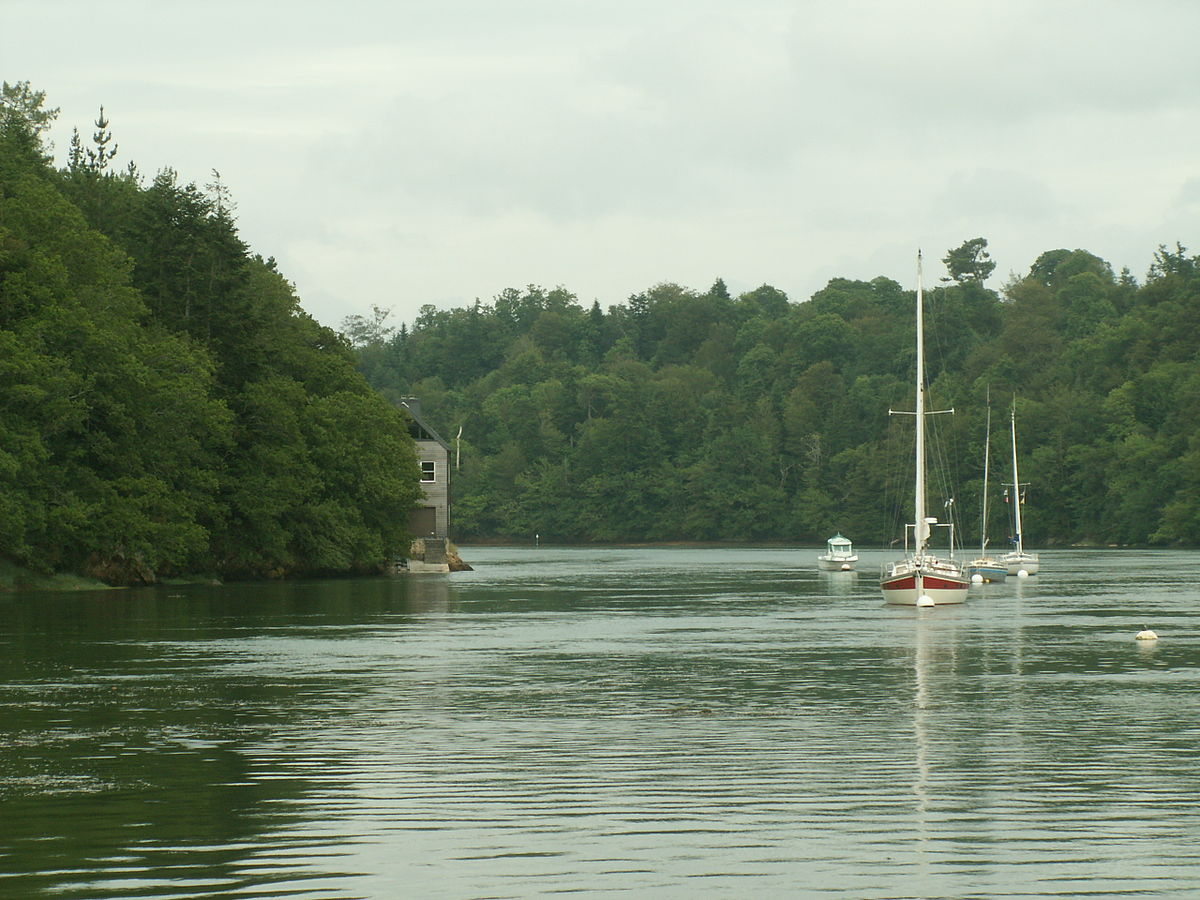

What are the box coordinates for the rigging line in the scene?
[884,385,920,540]
[926,282,958,380]
[923,283,966,547]
[926,408,957,550]
[880,405,905,541]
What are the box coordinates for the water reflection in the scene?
[0,576,468,899]
[403,573,453,614]
[817,569,859,597]
[1,549,1199,898]
[912,615,932,851]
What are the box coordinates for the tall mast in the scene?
[1010,400,1023,555]
[981,389,991,555]
[914,253,928,554]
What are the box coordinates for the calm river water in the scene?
[1,547,1198,898]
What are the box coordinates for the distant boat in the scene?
[966,394,1007,584]
[818,533,858,571]
[1000,401,1040,576]
[880,254,969,606]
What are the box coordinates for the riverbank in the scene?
[0,560,117,592]
[0,545,473,592]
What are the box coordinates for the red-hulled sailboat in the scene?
[880,253,969,606]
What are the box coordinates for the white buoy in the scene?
[916,595,935,608]
[1136,628,1158,642]
[971,573,983,584]
[1017,569,1029,578]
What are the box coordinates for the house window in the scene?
[420,461,436,482]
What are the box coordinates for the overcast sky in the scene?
[7,0,1199,330]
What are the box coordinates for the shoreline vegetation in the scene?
[6,83,1200,587]
[5,542,1190,595]
[2,83,423,587]
[350,247,1200,551]
[457,538,1192,551]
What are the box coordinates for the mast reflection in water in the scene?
[1,547,1197,898]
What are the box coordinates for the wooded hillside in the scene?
[7,80,1197,575]
[351,239,1200,549]
[1,83,422,584]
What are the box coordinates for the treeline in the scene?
[1,83,422,584]
[351,239,1200,548]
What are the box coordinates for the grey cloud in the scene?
[6,0,1199,327]
[934,169,1057,223]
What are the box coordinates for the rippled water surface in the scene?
[2,547,1198,898]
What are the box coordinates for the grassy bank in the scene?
[0,559,117,593]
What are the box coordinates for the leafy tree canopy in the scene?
[942,237,996,284]
[353,235,1200,550]
[1,86,423,585]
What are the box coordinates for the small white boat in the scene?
[880,253,969,606]
[966,393,1006,584]
[1001,401,1039,576]
[817,533,858,571]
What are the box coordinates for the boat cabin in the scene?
[818,533,858,571]
[825,534,853,557]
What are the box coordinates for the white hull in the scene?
[1002,551,1039,576]
[817,555,858,572]
[881,558,969,605]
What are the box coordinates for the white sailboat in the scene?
[1001,401,1039,576]
[966,395,1007,583]
[880,254,969,606]
[817,533,858,571]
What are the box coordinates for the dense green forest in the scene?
[6,81,1199,582]
[350,237,1200,550]
[1,83,422,585]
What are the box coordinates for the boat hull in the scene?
[881,560,969,605]
[966,558,1008,583]
[1002,552,1039,576]
[817,555,858,572]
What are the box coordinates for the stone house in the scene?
[399,398,450,539]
